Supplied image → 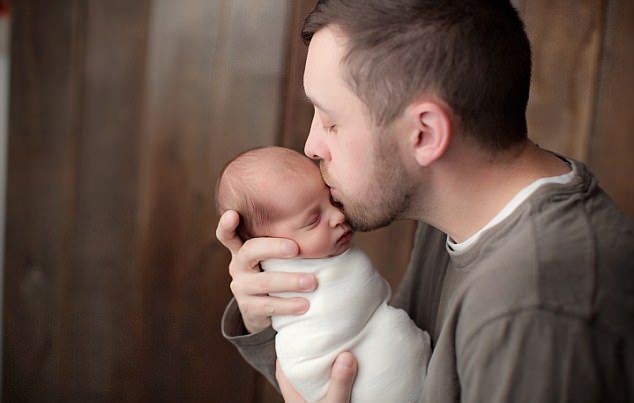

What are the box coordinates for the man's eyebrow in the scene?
[304,94,334,115]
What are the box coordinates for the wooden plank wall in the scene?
[134,1,289,402]
[589,0,634,218]
[4,1,152,402]
[3,0,290,402]
[518,0,634,218]
[3,1,633,403]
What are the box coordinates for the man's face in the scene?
[303,27,413,231]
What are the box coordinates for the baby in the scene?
[216,146,430,403]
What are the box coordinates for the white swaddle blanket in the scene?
[262,247,430,403]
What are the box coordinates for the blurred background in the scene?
[2,0,632,402]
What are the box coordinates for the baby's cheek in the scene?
[297,230,331,258]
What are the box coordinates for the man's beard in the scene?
[322,129,414,232]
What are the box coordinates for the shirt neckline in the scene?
[446,159,576,256]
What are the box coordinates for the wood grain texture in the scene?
[522,0,604,160]
[4,0,291,402]
[65,2,151,402]
[135,2,243,400]
[278,0,317,154]
[135,0,290,402]
[3,1,84,401]
[4,1,151,402]
[589,0,634,218]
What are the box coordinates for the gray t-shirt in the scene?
[221,158,634,402]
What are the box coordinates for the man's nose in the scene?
[304,114,330,161]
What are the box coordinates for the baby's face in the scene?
[263,165,353,258]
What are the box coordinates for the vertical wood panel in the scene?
[3,1,83,401]
[65,2,151,402]
[4,1,152,402]
[136,1,238,399]
[135,2,242,401]
[135,0,290,402]
[589,0,634,218]
[522,0,604,160]
[278,0,317,154]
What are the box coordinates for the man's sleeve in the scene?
[221,298,279,390]
[458,309,609,403]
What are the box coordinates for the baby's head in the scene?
[216,146,353,258]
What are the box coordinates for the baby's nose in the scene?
[329,208,345,227]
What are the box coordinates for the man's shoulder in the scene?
[450,176,634,344]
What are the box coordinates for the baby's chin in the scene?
[327,240,353,258]
[300,242,352,259]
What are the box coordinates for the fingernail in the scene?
[295,300,308,313]
[222,210,236,223]
[283,242,296,257]
[337,353,354,368]
[299,274,314,290]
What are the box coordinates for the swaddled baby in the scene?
[216,146,430,402]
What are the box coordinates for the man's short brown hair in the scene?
[302,0,532,150]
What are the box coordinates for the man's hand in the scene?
[216,210,317,333]
[277,352,358,403]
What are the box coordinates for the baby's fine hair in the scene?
[215,146,315,240]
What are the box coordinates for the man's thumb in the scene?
[325,352,357,402]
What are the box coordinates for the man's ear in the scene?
[407,101,452,167]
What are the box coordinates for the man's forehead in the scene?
[303,27,347,103]
[304,93,335,115]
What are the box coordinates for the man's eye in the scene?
[323,125,336,134]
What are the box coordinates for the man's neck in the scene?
[410,140,571,243]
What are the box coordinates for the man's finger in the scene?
[238,295,309,331]
[241,272,317,295]
[215,210,243,255]
[232,237,298,274]
[324,352,357,403]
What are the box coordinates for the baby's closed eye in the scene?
[304,214,320,229]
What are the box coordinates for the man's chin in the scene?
[345,208,397,232]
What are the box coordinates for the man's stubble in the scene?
[321,127,415,232]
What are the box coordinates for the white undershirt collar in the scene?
[446,160,576,255]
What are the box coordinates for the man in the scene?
[217,1,634,402]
